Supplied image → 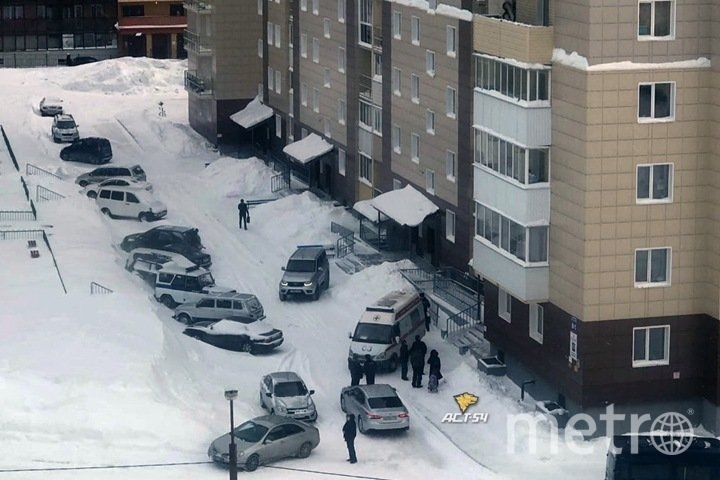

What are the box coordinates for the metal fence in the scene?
[0,229,67,294]
[0,210,35,221]
[36,185,66,202]
[20,176,30,200]
[271,172,289,193]
[26,163,62,179]
[90,281,114,295]
[330,222,355,259]
[0,124,19,171]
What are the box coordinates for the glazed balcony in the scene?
[184,70,213,95]
[184,0,212,13]
[473,13,553,64]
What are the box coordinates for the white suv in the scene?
[52,114,79,143]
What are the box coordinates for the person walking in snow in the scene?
[427,349,443,393]
[399,339,409,381]
[349,358,364,386]
[419,292,432,331]
[410,337,426,388]
[343,414,357,464]
[237,199,249,230]
[363,355,376,385]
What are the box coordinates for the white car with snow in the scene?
[82,178,152,199]
[39,96,64,116]
[96,185,167,222]
[183,317,284,353]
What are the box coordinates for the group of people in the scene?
[348,354,376,386]
[400,336,442,391]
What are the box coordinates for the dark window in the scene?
[91,4,104,17]
[170,4,184,16]
[99,190,111,199]
[283,424,304,436]
[171,275,185,289]
[217,299,231,309]
[368,396,403,409]
[126,193,139,204]
[37,5,46,19]
[110,191,124,201]
[233,301,245,310]
[265,426,290,442]
[122,6,145,17]
[158,273,173,284]
[197,298,214,308]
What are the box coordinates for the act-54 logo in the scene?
[441,392,489,424]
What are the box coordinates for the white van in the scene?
[347,290,426,372]
[96,186,167,221]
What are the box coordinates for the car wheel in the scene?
[388,354,399,373]
[297,442,313,459]
[138,212,150,222]
[358,416,367,434]
[312,288,320,301]
[240,342,254,354]
[176,313,191,324]
[279,293,286,301]
[159,295,177,309]
[78,180,89,187]
[100,208,114,219]
[340,395,346,413]
[53,137,60,144]
[244,454,259,472]
[86,191,97,199]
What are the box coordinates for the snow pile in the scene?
[200,156,276,199]
[389,0,474,21]
[553,48,712,71]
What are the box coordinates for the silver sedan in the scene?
[340,384,410,433]
[208,415,320,472]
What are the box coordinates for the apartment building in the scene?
[184,0,262,144]
[473,0,720,432]
[0,0,118,68]
[117,0,186,59]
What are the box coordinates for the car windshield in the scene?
[185,230,203,248]
[285,259,316,272]
[353,323,392,344]
[57,120,75,129]
[368,396,404,409]
[198,273,214,287]
[233,421,268,443]
[275,381,308,397]
[246,297,261,310]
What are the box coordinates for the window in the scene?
[475,203,549,263]
[426,50,435,76]
[529,304,544,343]
[411,16,420,45]
[324,118,331,137]
[258,83,263,98]
[312,37,319,62]
[446,150,456,181]
[446,210,456,242]
[268,67,274,92]
[392,125,401,153]
[411,74,420,102]
[392,67,401,95]
[258,0,263,15]
[338,47,346,72]
[274,25,281,47]
[301,0,307,11]
[288,117,294,141]
[638,82,674,121]
[313,88,320,112]
[122,5,144,16]
[474,129,550,185]
[338,148,346,176]
[301,82,307,106]
[324,68,331,87]
[446,86,457,117]
[393,11,402,39]
[411,133,420,163]
[474,56,550,103]
[498,288,511,322]
[425,169,435,194]
[289,89,294,116]
[635,247,671,286]
[274,70,281,94]
[359,0,372,44]
[324,18,331,38]
[110,190,124,201]
[359,153,372,183]
[338,99,346,124]
[338,0,345,22]
[126,193,139,204]
[637,164,672,202]
[300,33,307,58]
[267,22,274,44]
[275,114,282,138]
[638,1,673,38]
[633,326,670,367]
[312,0,319,15]
[446,26,457,56]
[257,38,263,58]
[426,110,435,134]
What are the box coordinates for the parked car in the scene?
[208,415,320,472]
[340,384,410,433]
[82,178,152,198]
[96,185,167,221]
[279,245,330,301]
[120,225,211,268]
[260,372,317,422]
[75,164,147,187]
[125,248,199,282]
[52,113,79,143]
[183,317,283,353]
[39,97,64,116]
[60,137,112,164]
[173,292,264,324]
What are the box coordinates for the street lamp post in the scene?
[225,389,238,480]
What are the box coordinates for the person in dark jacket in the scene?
[399,339,409,381]
[410,336,426,388]
[343,414,357,463]
[427,349,443,392]
[411,335,428,362]
[349,358,364,386]
[419,292,432,331]
[363,355,376,385]
[237,199,249,230]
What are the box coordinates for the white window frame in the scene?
[636,163,673,204]
[426,109,435,135]
[312,37,320,63]
[275,25,281,48]
[411,74,420,103]
[312,0,319,15]
[338,99,346,125]
[359,153,372,184]
[301,0,307,11]
[257,38,263,58]
[392,125,401,154]
[300,33,307,58]
[267,22,274,44]
[425,50,435,76]
[313,88,320,113]
[498,288,511,322]
[446,150,456,181]
[446,25,456,56]
[275,114,282,139]
[324,118,331,137]
[411,16,420,45]
[392,67,401,95]
[410,132,419,163]
[632,325,670,367]
[634,247,671,287]
[274,69,281,94]
[323,18,331,38]
[638,81,675,122]
[301,82,308,106]
[529,304,544,344]
[258,0,263,15]
[338,46,346,73]
[425,169,435,195]
[446,210,455,243]
[338,0,345,22]
[446,86,457,118]
[268,67,275,92]
[393,11,401,39]
[338,148,346,176]
[638,0,674,40]
[324,68,331,87]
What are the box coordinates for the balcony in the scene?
[183,30,213,55]
[473,90,551,147]
[473,14,553,64]
[184,70,212,95]
[184,0,212,13]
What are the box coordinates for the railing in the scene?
[331,222,355,259]
[446,303,483,338]
[183,31,213,55]
[0,229,66,293]
[358,74,372,101]
[42,230,67,294]
[399,268,435,287]
[90,281,113,295]
[359,221,387,250]
[373,26,383,50]
[183,0,212,12]
[433,267,483,310]
[20,176,30,200]
[0,124,20,171]
[184,70,213,95]
[0,210,35,221]
[36,185,66,202]
[271,172,289,193]
[26,163,62,179]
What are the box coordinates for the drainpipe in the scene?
[520,380,536,402]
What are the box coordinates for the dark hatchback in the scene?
[120,225,211,268]
[60,137,112,165]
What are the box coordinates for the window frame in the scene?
[410,133,420,163]
[338,98,346,124]
[446,86,457,118]
[446,210,456,243]
[410,74,420,103]
[632,325,670,367]
[446,25,457,57]
[425,50,435,76]
[634,247,672,287]
[392,10,401,39]
[425,109,435,135]
[446,150,456,181]
[529,304,544,344]
[498,288,511,322]
[312,37,320,63]
[637,0,674,40]
[637,81,675,123]
[425,169,435,195]
[359,153,373,185]
[338,0,345,22]
[392,67,401,96]
[392,125,401,154]
[411,16,420,45]
[338,148,346,176]
[636,163,673,204]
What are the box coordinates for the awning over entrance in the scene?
[230,97,274,129]
[352,199,387,222]
[282,133,333,164]
[369,185,439,227]
[117,16,187,34]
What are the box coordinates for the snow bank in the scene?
[200,156,276,199]
[553,48,712,72]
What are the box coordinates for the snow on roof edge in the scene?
[388,0,473,22]
[552,48,712,72]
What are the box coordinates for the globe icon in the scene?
[650,412,694,455]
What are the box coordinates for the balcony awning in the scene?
[369,185,439,227]
[229,97,273,129]
[283,133,333,164]
[352,199,387,223]
[117,16,187,34]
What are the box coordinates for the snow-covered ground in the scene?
[0,58,607,480]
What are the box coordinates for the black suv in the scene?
[60,137,112,164]
[120,226,211,268]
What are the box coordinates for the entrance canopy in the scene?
[368,185,439,227]
[283,133,333,164]
[230,97,273,129]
